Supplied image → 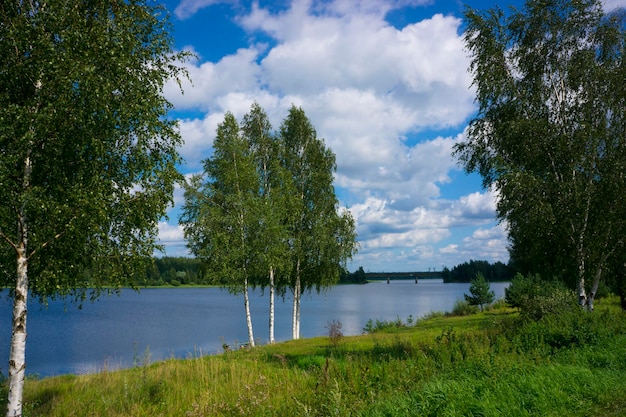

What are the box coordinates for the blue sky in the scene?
[156,0,625,272]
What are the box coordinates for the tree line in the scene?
[442,260,514,283]
[142,259,513,286]
[141,257,367,286]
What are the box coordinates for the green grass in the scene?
[4,297,626,416]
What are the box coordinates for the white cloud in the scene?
[174,0,232,20]
[459,223,509,260]
[158,221,185,243]
[457,190,497,220]
[602,0,626,11]
[165,47,262,111]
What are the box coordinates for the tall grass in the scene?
[5,296,626,416]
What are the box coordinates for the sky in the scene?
[156,0,626,273]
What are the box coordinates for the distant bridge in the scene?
[365,271,443,282]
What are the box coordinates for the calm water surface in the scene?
[0,280,508,377]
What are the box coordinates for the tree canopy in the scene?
[455,0,626,309]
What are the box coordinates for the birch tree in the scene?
[181,113,259,346]
[279,106,358,339]
[241,103,290,344]
[0,1,188,415]
[455,0,626,309]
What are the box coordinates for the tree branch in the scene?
[0,230,18,253]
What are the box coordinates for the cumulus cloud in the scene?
[162,0,510,270]
[156,221,188,256]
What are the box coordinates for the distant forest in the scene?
[441,260,514,283]
[140,258,511,286]
[144,257,205,286]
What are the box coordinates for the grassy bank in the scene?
[4,298,626,416]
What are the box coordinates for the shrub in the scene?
[506,274,577,320]
[326,320,343,347]
[363,316,408,333]
[505,273,544,309]
[486,298,508,312]
[448,300,479,316]
[510,306,622,354]
[523,288,578,320]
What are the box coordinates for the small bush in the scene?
[326,320,343,347]
[505,273,577,320]
[363,316,408,333]
[486,298,508,312]
[421,310,445,320]
[448,299,479,316]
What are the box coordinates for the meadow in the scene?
[4,297,626,416]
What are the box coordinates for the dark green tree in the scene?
[279,106,358,339]
[181,112,259,347]
[464,273,496,311]
[455,0,626,309]
[0,1,188,414]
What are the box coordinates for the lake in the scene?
[0,280,509,377]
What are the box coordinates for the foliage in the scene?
[0,0,189,297]
[464,273,496,311]
[339,266,368,284]
[9,297,626,417]
[441,259,514,283]
[455,0,626,307]
[505,273,579,320]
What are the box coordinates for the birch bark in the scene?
[7,153,33,417]
[268,267,275,344]
[243,277,255,347]
[7,247,28,417]
[292,260,301,340]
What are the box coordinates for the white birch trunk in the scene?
[7,249,28,417]
[576,233,587,307]
[576,246,587,307]
[7,154,32,417]
[291,269,302,340]
[243,277,255,347]
[268,267,275,344]
[291,278,299,340]
[295,287,301,338]
[587,267,603,311]
[292,259,301,340]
